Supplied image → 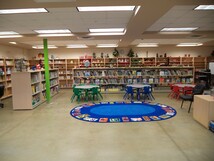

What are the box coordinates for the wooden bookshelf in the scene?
[131,58,143,67]
[169,57,181,66]
[194,57,206,70]
[0,58,15,99]
[143,57,156,66]
[181,57,193,66]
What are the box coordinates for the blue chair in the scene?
[123,86,135,100]
[142,86,155,101]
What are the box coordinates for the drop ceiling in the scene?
[0,0,214,49]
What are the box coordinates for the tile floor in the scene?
[0,90,214,161]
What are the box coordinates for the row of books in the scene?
[74,69,193,77]
[74,77,193,85]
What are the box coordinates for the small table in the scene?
[127,84,151,88]
[75,85,100,101]
[173,84,195,88]
[193,95,214,129]
[126,84,152,100]
[75,85,99,89]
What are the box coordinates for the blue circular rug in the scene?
[70,101,177,123]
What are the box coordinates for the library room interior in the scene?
[0,0,214,161]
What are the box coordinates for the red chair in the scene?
[182,86,193,95]
[171,85,183,100]
[168,83,174,98]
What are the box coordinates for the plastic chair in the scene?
[71,88,84,103]
[123,86,135,100]
[142,86,155,101]
[88,87,100,101]
[180,84,205,113]
[0,85,4,108]
[171,86,183,99]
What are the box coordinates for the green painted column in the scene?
[43,39,51,102]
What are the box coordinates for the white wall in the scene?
[27,46,214,59]
[0,44,28,59]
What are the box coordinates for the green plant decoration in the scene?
[112,48,119,57]
[127,49,135,57]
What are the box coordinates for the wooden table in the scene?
[193,95,214,129]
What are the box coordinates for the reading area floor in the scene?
[0,90,214,161]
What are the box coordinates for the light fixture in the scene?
[0,8,48,14]
[66,44,88,48]
[134,6,141,16]
[0,35,22,38]
[89,32,125,36]
[77,6,135,12]
[37,33,73,37]
[194,5,214,10]
[34,29,71,34]
[96,44,118,48]
[161,27,198,32]
[136,43,158,47]
[0,31,19,35]
[32,45,58,49]
[89,28,125,33]
[9,42,17,44]
[176,43,203,47]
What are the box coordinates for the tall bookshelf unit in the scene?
[0,58,15,99]
[11,69,59,110]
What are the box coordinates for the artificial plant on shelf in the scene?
[127,49,135,57]
[112,48,119,57]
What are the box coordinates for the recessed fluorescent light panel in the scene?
[89,32,125,36]
[34,29,71,34]
[0,8,48,14]
[89,28,125,33]
[0,35,22,38]
[0,31,22,38]
[194,5,214,10]
[176,43,203,47]
[32,45,58,49]
[161,27,198,32]
[0,31,19,35]
[96,44,118,48]
[77,6,135,12]
[9,42,17,44]
[137,43,158,47]
[66,44,88,48]
[38,33,73,37]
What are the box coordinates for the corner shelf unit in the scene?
[73,66,194,87]
[11,69,59,110]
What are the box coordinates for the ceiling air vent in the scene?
[77,36,94,40]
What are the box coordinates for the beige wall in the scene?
[0,44,213,59]
[27,46,214,59]
[0,44,28,59]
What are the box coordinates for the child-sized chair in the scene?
[71,88,84,103]
[123,86,135,100]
